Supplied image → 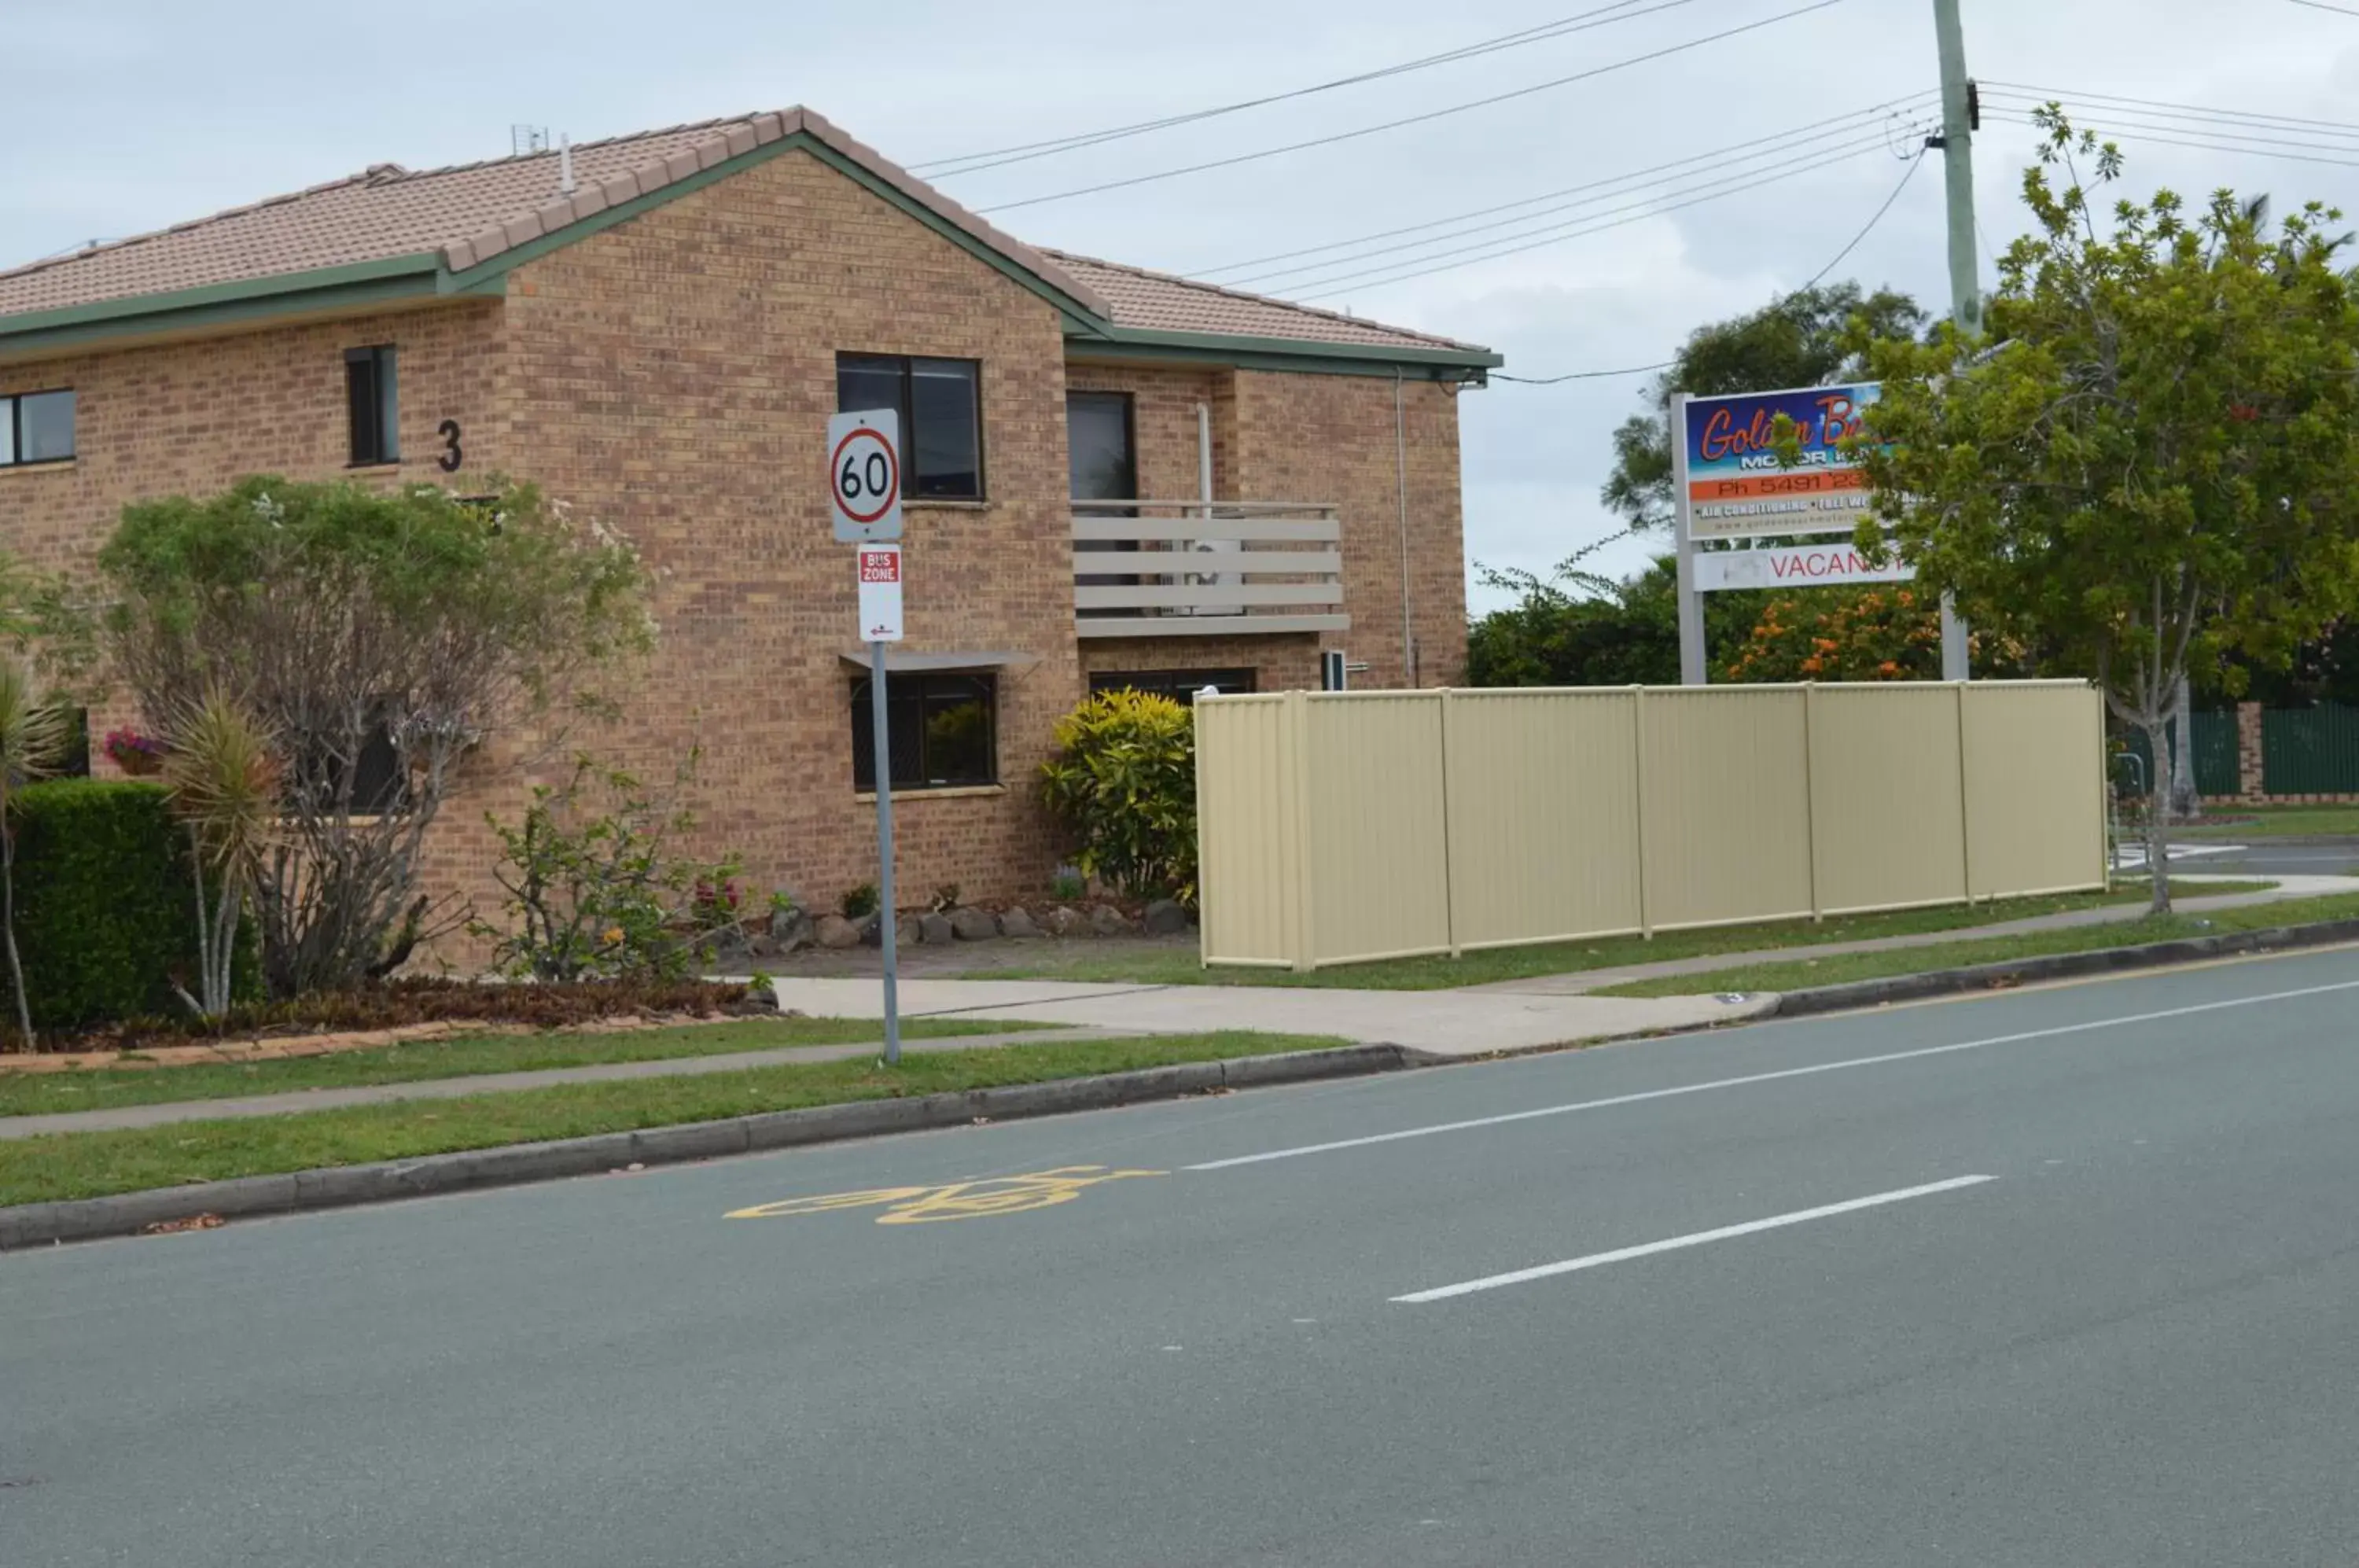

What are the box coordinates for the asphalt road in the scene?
[6,947,2359,1566]
[2162,832,2359,879]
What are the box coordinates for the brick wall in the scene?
[482,145,1084,926]
[1229,370,1468,689]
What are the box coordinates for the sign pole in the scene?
[830,405,907,1067]
[1669,392,1707,686]
[870,638,900,1066]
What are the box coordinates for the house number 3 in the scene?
[437,419,463,473]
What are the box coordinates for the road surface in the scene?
[6,946,2359,1566]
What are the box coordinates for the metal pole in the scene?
[1669,392,1706,686]
[1934,0,1977,683]
[870,639,900,1065]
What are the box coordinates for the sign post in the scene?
[832,409,905,1063]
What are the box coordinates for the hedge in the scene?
[4,779,253,1032]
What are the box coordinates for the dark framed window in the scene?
[850,672,997,791]
[344,345,399,466]
[1088,668,1257,704]
[289,716,405,815]
[0,388,75,466]
[836,354,982,499]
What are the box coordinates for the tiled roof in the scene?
[1046,251,1485,355]
[0,107,1489,364]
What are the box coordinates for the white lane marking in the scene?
[1390,1175,1997,1304]
[1184,977,2359,1171]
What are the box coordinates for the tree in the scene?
[1603,282,1928,534]
[102,477,649,995]
[160,692,280,1022]
[1837,112,2359,913]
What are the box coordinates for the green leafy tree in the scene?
[102,477,649,994]
[1835,112,2359,912]
[1469,554,1757,687]
[1603,282,1927,534]
[1040,690,1197,904]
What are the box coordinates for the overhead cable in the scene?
[911,0,1697,178]
[976,0,1853,212]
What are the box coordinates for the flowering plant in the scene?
[105,728,167,776]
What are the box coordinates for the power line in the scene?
[2286,0,2359,17]
[1200,95,1938,282]
[976,0,1853,212]
[1979,98,2359,160]
[1983,82,2359,139]
[911,0,1695,179]
[1294,137,1905,299]
[1982,109,2359,169]
[1491,153,1930,385]
[1277,129,1902,295]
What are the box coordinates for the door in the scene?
[1069,392,1139,616]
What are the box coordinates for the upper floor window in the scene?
[0,388,75,466]
[836,354,982,500]
[345,345,399,466]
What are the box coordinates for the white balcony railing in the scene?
[1072,500,1348,639]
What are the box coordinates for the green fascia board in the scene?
[0,252,442,341]
[0,270,450,361]
[1067,327,1501,381]
[440,131,1112,327]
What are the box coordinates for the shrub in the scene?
[472,753,756,984]
[2,781,254,1032]
[1040,690,1197,904]
[841,882,879,919]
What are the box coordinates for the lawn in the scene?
[2181,805,2359,838]
[0,1015,1053,1119]
[1592,891,2359,998]
[962,882,2271,991]
[0,1032,1345,1209]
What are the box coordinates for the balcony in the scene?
[1072,500,1348,639]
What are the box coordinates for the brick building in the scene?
[0,107,1497,937]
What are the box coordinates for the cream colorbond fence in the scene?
[1194,682,2107,971]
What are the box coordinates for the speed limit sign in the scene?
[828,407,903,543]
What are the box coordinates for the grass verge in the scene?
[960,882,2272,990]
[0,1017,1053,1119]
[1592,892,2359,998]
[2181,805,2359,838]
[0,1032,1346,1209]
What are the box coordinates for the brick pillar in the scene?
[2237,701,2266,802]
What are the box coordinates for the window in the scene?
[288,715,405,814]
[1069,391,1141,614]
[850,672,996,792]
[1089,668,1257,705]
[345,346,399,466]
[836,355,982,499]
[0,389,75,466]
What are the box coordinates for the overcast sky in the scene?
[7,0,2356,610]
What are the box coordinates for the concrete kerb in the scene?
[0,1043,1429,1251]
[1767,915,2359,1018]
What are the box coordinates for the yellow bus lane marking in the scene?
[727,1165,1167,1225]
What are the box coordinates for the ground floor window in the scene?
[851,672,998,791]
[1087,668,1257,705]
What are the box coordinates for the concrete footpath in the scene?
[761,977,1772,1054]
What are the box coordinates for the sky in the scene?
[6,0,2357,613]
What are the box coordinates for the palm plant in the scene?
[160,692,281,1023]
[0,658,70,1048]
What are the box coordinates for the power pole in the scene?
[1931,0,1976,683]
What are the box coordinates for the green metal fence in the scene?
[2262,705,2359,796]
[2118,710,2239,798]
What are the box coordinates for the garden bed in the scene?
[2,977,766,1066]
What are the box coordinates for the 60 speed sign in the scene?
[828,407,903,543]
